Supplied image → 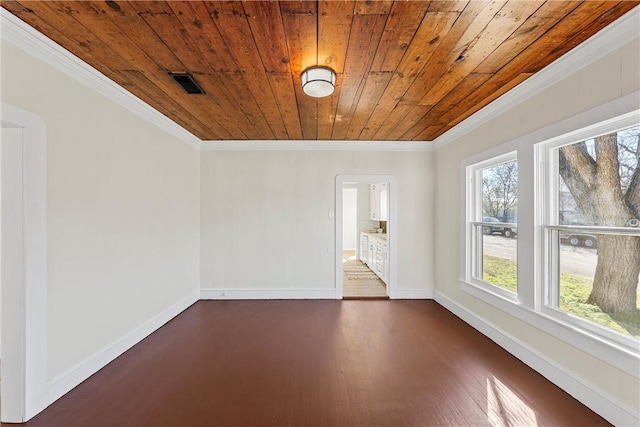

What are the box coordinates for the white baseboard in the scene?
[32,291,199,418]
[201,288,337,300]
[433,290,640,427]
[391,288,433,299]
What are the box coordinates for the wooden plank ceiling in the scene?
[2,1,637,141]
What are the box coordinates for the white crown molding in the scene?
[432,5,640,150]
[0,9,201,150]
[200,140,434,151]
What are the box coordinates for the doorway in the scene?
[1,103,48,423]
[335,175,397,300]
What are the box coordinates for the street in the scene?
[483,235,597,278]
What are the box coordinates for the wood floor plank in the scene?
[22,301,610,427]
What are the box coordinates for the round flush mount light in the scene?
[301,66,336,98]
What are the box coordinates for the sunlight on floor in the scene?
[487,376,537,427]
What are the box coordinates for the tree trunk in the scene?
[560,134,640,314]
[588,235,640,313]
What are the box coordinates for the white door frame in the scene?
[335,175,398,299]
[1,103,47,422]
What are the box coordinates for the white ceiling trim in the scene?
[432,6,640,150]
[0,9,201,150]
[200,140,434,151]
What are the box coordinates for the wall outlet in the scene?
[328,210,334,219]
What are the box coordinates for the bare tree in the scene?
[483,160,518,221]
[559,130,640,313]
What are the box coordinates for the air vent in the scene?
[170,73,204,94]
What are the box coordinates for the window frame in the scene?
[537,116,640,351]
[465,151,519,300]
[460,96,640,378]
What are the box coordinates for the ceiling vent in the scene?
[170,73,204,94]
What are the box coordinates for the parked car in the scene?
[502,227,517,238]
[482,217,503,235]
[561,232,597,248]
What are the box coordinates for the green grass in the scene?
[482,255,640,337]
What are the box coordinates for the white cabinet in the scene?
[370,184,380,220]
[379,182,388,221]
[360,232,388,284]
[367,241,375,267]
[359,234,368,263]
[370,182,388,221]
[373,239,388,283]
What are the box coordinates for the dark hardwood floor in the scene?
[15,300,608,427]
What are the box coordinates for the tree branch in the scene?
[626,167,640,218]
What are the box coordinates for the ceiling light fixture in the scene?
[301,66,336,98]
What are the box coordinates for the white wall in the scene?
[200,150,433,295]
[1,41,200,380]
[342,188,357,250]
[433,37,640,419]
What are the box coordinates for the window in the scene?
[466,152,518,297]
[462,107,639,374]
[540,124,640,343]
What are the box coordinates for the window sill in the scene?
[459,278,640,377]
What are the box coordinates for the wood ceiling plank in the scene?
[479,1,634,88]
[12,1,244,139]
[359,11,460,139]
[343,14,389,77]
[331,74,364,139]
[206,1,288,139]
[88,1,185,72]
[134,1,271,138]
[433,1,637,137]
[385,105,433,141]
[4,0,635,141]
[412,73,492,132]
[267,73,304,140]
[346,71,394,139]
[447,72,533,130]
[293,74,319,140]
[371,102,413,140]
[317,90,341,140]
[523,1,639,73]
[37,0,248,140]
[419,0,543,106]
[118,70,221,140]
[204,72,274,140]
[413,124,447,141]
[318,0,355,74]
[146,72,247,140]
[242,1,291,74]
[280,1,318,138]
[280,0,318,74]
[333,12,388,138]
[427,0,471,13]
[474,1,581,74]
[370,1,432,73]
[400,0,502,105]
[131,1,211,74]
[355,0,393,15]
[166,1,238,72]
[2,1,125,76]
[44,1,168,73]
